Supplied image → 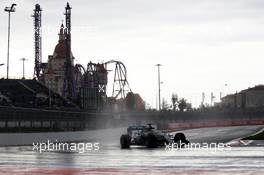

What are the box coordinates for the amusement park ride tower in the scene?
[32,3,142,111]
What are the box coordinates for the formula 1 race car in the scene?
[120,124,189,149]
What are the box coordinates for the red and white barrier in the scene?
[167,119,264,130]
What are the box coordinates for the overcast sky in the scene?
[1,0,264,108]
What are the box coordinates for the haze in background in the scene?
[1,0,264,108]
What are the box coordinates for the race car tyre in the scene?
[174,132,189,146]
[120,134,131,149]
[146,133,158,148]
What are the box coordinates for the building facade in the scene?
[43,24,75,95]
[221,85,264,109]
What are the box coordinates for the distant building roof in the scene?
[240,85,264,93]
[221,94,235,100]
[52,24,73,59]
[53,40,67,58]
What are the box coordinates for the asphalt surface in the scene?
[0,125,263,175]
[172,125,264,144]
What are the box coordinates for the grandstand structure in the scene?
[0,79,76,109]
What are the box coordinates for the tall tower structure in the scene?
[63,2,75,99]
[65,2,71,35]
[32,4,42,79]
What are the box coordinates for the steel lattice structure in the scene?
[63,2,75,99]
[105,60,132,99]
[32,4,42,79]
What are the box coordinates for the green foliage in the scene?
[243,131,264,140]
[178,98,187,112]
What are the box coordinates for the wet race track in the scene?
[0,126,264,175]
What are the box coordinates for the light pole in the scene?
[156,64,162,111]
[5,3,16,79]
[20,58,28,79]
